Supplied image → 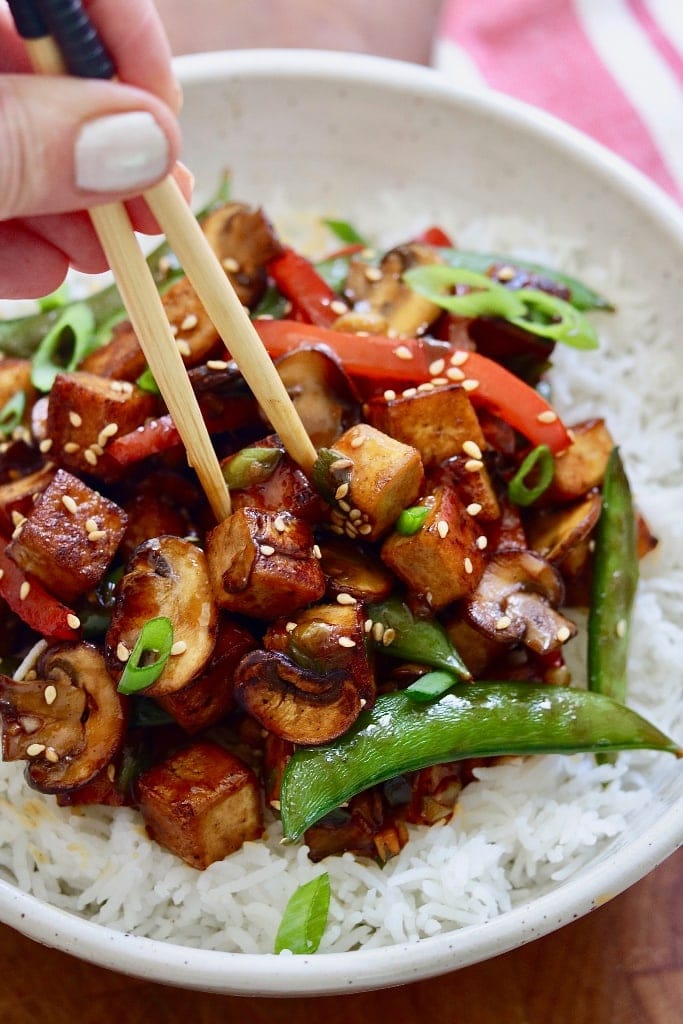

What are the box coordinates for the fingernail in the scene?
[75,111,169,192]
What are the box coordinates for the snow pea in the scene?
[588,447,638,703]
[280,683,681,839]
[367,596,471,680]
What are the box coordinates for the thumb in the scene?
[0,74,181,221]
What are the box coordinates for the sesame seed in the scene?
[364,618,374,633]
[365,266,383,282]
[222,256,240,273]
[88,530,107,542]
[168,323,179,336]
[330,525,344,535]
[171,640,188,656]
[19,581,30,601]
[285,622,297,633]
[61,494,78,514]
[335,483,349,500]
[66,613,81,630]
[430,377,448,387]
[437,519,449,538]
[260,544,275,556]
[417,382,435,393]
[344,523,358,539]
[0,570,4,581]
[462,378,480,392]
[616,618,627,639]
[372,622,385,642]
[476,535,488,550]
[180,313,198,331]
[349,508,362,522]
[69,411,82,428]
[330,458,353,472]
[496,265,515,282]
[446,367,465,382]
[330,299,348,315]
[337,593,357,606]
[464,557,474,574]
[44,747,59,763]
[11,522,23,539]
[383,389,397,401]
[537,410,558,424]
[358,524,373,535]
[556,625,572,643]
[462,440,483,459]
[10,510,25,527]
[382,627,396,646]
[44,685,57,706]
[495,615,512,630]
[176,339,191,357]
[429,358,446,376]
[338,499,351,513]
[26,743,46,757]
[84,449,98,466]
[338,636,357,648]
[85,518,98,533]
[450,351,469,366]
[273,515,287,532]
[39,438,53,453]
[207,359,229,371]
[107,764,116,782]
[63,442,80,454]
[402,387,417,399]
[116,643,130,662]
[394,345,414,361]
[90,443,104,457]
[312,544,322,559]
[466,502,483,516]
[465,459,484,473]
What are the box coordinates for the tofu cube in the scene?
[8,468,127,602]
[206,507,325,619]
[327,423,423,541]
[46,371,157,479]
[136,741,263,869]
[365,383,487,467]
[381,485,485,608]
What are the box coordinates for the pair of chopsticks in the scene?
[8,0,318,520]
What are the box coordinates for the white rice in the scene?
[0,212,681,954]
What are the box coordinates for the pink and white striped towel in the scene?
[433,0,683,203]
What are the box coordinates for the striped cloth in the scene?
[433,0,683,203]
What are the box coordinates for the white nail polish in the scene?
[75,111,169,192]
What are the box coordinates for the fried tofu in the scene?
[136,741,263,869]
[206,507,326,619]
[7,468,127,602]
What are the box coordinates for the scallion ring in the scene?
[510,288,599,349]
[0,391,26,437]
[136,366,160,394]
[117,616,174,695]
[403,265,527,319]
[395,505,430,536]
[30,303,97,392]
[508,444,554,506]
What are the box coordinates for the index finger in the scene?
[84,0,181,111]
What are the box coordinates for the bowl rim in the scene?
[1,47,681,995]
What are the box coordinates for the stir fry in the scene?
[0,201,679,872]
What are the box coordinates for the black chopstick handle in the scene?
[34,0,115,78]
[7,0,47,39]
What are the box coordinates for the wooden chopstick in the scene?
[17,0,318,478]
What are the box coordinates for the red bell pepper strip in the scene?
[267,248,342,328]
[253,319,572,454]
[0,539,80,641]
[413,226,454,248]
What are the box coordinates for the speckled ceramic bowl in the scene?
[0,50,681,995]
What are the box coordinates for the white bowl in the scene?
[0,49,681,995]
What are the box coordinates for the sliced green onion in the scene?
[404,265,527,319]
[0,391,26,437]
[403,266,599,349]
[37,282,70,313]
[117,616,174,695]
[322,218,368,247]
[274,873,331,955]
[405,669,459,703]
[222,447,283,489]
[395,505,430,536]
[30,303,96,392]
[508,444,554,506]
[136,366,160,394]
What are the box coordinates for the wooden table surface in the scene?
[1,2,680,1021]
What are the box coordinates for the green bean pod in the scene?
[280,683,681,839]
[588,447,639,703]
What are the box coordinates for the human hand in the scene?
[0,0,191,298]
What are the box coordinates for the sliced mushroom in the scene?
[318,537,394,604]
[234,649,362,745]
[275,348,360,448]
[105,536,217,697]
[526,490,602,563]
[201,202,283,308]
[342,243,444,337]
[464,549,577,654]
[0,642,127,794]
